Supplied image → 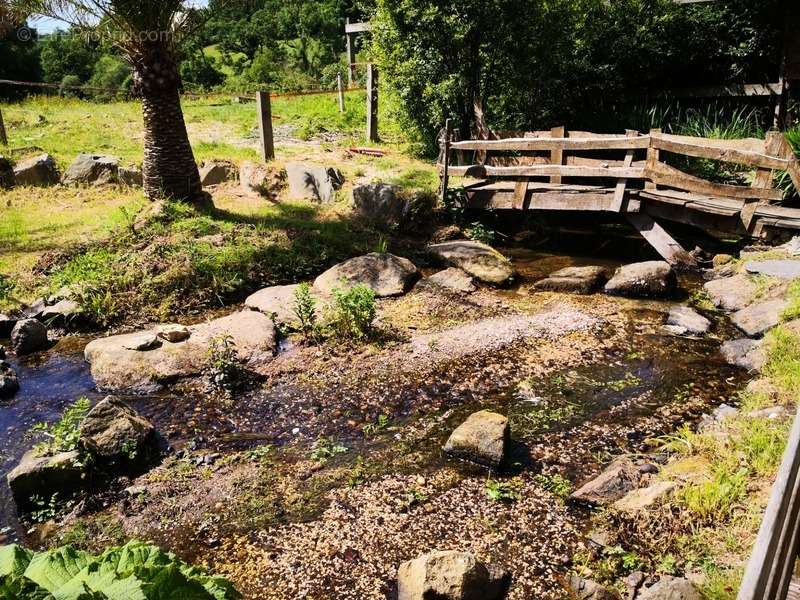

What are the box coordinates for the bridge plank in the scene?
[451,136,651,151]
[645,158,783,201]
[447,164,645,178]
[652,133,790,170]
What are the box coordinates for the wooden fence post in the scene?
[0,105,7,147]
[366,64,378,143]
[256,91,274,161]
[645,128,661,190]
[346,18,356,88]
[549,125,566,184]
[440,118,452,205]
[337,73,345,113]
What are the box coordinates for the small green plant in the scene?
[399,487,429,510]
[374,236,389,254]
[0,274,15,301]
[533,473,573,499]
[605,373,642,392]
[362,414,390,436]
[32,398,92,457]
[330,283,377,340]
[309,436,348,463]
[485,477,521,503]
[292,282,318,341]
[656,553,678,575]
[244,444,272,464]
[27,493,75,524]
[464,221,495,244]
[205,334,243,395]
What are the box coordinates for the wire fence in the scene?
[0,77,367,101]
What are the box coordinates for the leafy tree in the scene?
[39,29,99,83]
[11,0,208,202]
[0,22,42,97]
[180,52,225,89]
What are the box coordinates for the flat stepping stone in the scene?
[534,265,607,294]
[427,241,515,285]
[744,259,800,280]
[84,311,277,393]
[665,305,711,336]
[703,274,758,311]
[721,338,765,371]
[731,298,788,337]
[425,268,476,293]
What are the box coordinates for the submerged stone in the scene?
[0,361,19,399]
[720,338,765,372]
[534,265,608,294]
[443,410,509,468]
[665,306,711,336]
[397,550,509,600]
[569,458,642,506]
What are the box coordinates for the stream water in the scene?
[0,248,747,548]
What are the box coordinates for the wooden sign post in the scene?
[366,64,378,143]
[337,74,345,113]
[0,106,7,147]
[256,91,274,161]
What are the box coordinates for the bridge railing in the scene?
[739,406,800,600]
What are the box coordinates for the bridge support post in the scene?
[625,212,697,270]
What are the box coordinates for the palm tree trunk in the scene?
[132,41,203,203]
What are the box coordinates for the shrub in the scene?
[329,283,377,340]
[205,334,243,395]
[31,398,92,457]
[293,282,317,340]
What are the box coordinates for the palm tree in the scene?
[12,0,205,203]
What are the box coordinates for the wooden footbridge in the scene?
[438,123,800,268]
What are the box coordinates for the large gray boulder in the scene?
[731,298,788,337]
[41,299,83,325]
[286,162,344,203]
[84,310,277,393]
[637,577,700,600]
[428,241,515,285]
[0,155,14,189]
[313,253,419,297]
[533,266,607,294]
[118,165,143,187]
[199,159,237,186]
[6,450,84,505]
[721,338,765,372]
[62,153,119,185]
[665,306,711,336]
[569,458,643,506]
[604,261,676,298]
[240,161,275,196]
[397,551,508,600]
[245,284,329,327]
[13,153,59,186]
[352,183,404,228]
[744,259,800,280]
[79,396,155,461]
[0,361,19,399]
[10,318,48,355]
[443,410,509,468]
[703,274,758,312]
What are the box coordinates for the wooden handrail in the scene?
[739,407,800,600]
[450,136,651,151]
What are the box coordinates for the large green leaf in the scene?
[52,559,147,600]
[24,547,92,594]
[0,545,34,578]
